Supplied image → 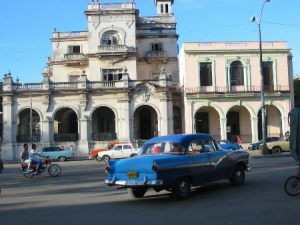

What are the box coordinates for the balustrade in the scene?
[54,133,79,142]
[92,132,117,141]
[185,85,290,94]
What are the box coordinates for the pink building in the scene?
[179,41,293,143]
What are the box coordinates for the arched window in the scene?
[102,31,120,46]
[160,4,164,13]
[165,4,169,13]
[230,61,244,86]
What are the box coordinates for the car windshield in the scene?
[141,142,186,155]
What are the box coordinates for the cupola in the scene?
[154,0,174,16]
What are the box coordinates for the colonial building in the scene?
[1,0,182,160]
[179,42,293,143]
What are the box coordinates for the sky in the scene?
[0,0,299,83]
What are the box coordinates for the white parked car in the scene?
[97,143,138,161]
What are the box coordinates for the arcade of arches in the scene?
[16,104,283,147]
[194,105,283,143]
[16,105,177,146]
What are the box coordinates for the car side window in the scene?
[203,139,218,152]
[188,140,203,154]
[114,145,122,151]
[123,145,132,150]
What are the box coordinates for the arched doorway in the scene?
[258,105,282,140]
[134,106,158,140]
[54,108,78,142]
[227,106,251,143]
[194,107,220,139]
[91,107,116,141]
[17,108,41,142]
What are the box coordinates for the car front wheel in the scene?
[229,165,245,186]
[171,179,191,200]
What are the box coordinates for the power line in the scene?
[263,21,300,27]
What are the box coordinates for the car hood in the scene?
[92,148,106,152]
[109,154,182,173]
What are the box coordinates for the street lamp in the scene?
[251,0,270,155]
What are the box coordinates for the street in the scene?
[0,156,299,225]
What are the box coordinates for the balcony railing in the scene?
[146,51,167,58]
[54,133,79,142]
[98,45,128,52]
[92,132,117,141]
[17,135,41,143]
[87,81,116,89]
[49,82,79,90]
[185,85,290,95]
[16,83,43,91]
[64,53,87,61]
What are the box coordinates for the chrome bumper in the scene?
[105,178,163,187]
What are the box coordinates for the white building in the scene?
[1,0,183,160]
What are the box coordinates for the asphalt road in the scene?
[0,156,299,225]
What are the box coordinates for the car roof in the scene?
[144,133,214,147]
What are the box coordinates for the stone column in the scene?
[251,117,259,142]
[281,115,288,135]
[1,75,18,160]
[220,118,227,140]
[78,116,89,157]
[118,99,131,141]
[41,117,52,147]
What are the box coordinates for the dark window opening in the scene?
[200,62,212,86]
[165,4,169,13]
[68,45,81,54]
[263,61,274,91]
[230,61,244,86]
[151,43,163,52]
[195,112,209,134]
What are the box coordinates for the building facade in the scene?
[179,42,293,143]
[1,0,183,160]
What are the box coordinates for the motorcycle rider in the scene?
[20,143,30,164]
[27,144,43,174]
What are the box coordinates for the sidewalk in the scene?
[248,150,291,158]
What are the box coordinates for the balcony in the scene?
[185,85,290,97]
[145,51,168,63]
[63,53,88,66]
[8,77,172,94]
[97,45,135,62]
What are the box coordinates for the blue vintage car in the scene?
[218,140,242,150]
[39,146,74,161]
[105,134,250,200]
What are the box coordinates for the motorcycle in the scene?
[20,158,62,178]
